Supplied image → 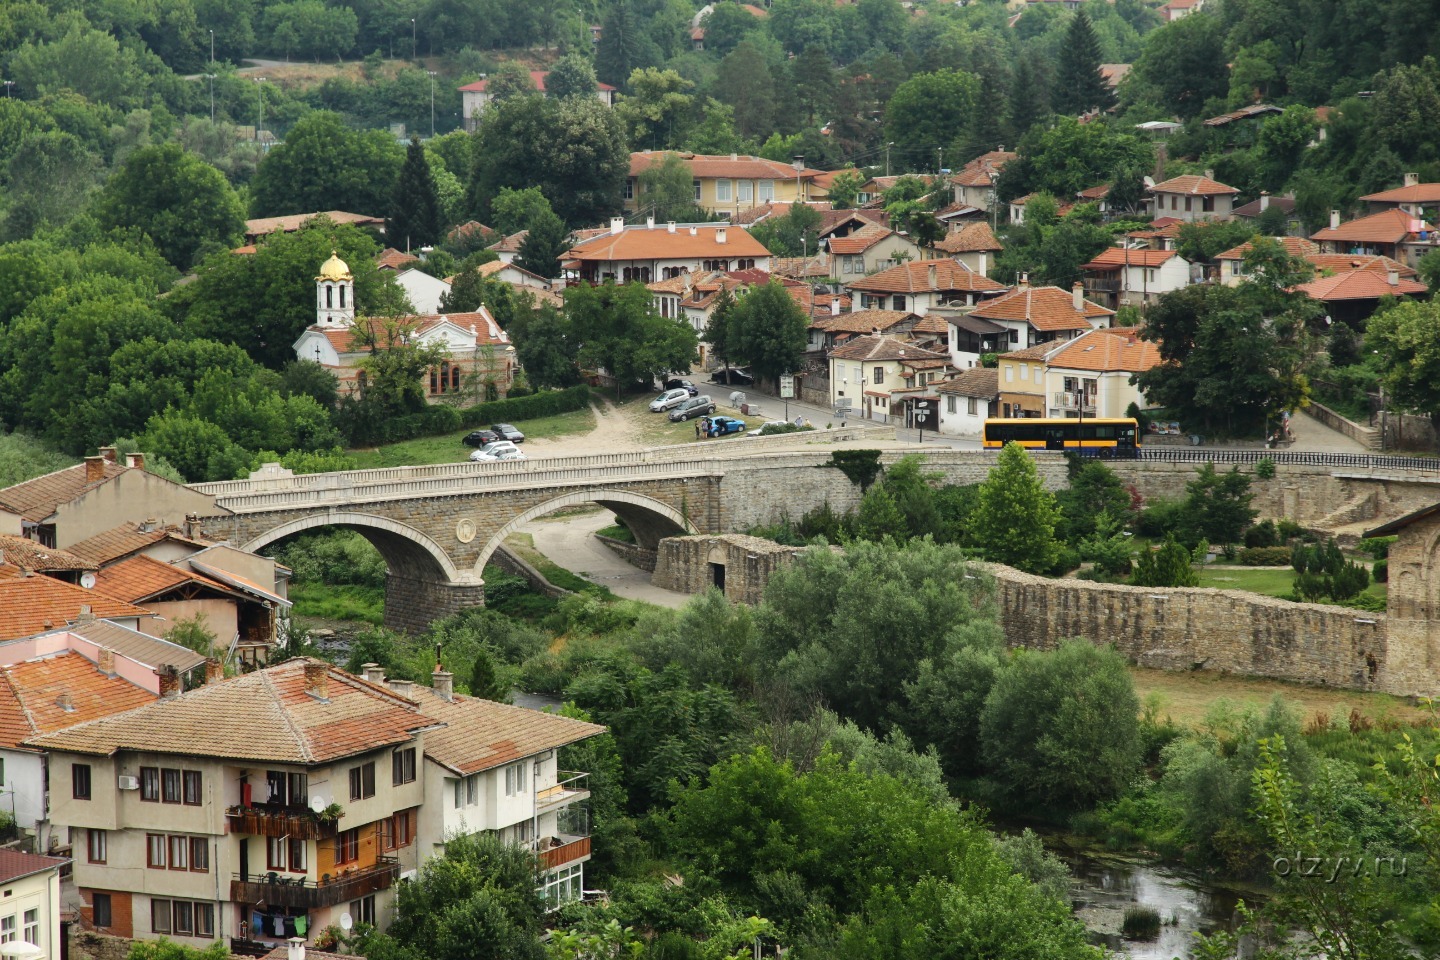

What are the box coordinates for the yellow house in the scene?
[626,152,826,217]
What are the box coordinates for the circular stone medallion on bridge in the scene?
[455,518,477,543]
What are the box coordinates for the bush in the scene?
[1122,907,1162,940]
[1254,457,1276,479]
[1137,497,1187,538]
[1238,546,1293,566]
[459,384,592,428]
[1373,559,1388,583]
[1244,519,1279,548]
[1359,536,1396,560]
[1277,518,1304,540]
[757,421,815,436]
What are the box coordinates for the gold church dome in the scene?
[317,251,352,281]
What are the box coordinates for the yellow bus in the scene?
[982,417,1142,454]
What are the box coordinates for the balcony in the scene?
[227,804,341,840]
[538,835,591,871]
[1083,278,1122,294]
[230,857,398,910]
[535,772,590,816]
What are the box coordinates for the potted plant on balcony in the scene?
[314,803,343,824]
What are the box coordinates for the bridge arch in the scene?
[242,511,467,584]
[474,490,692,573]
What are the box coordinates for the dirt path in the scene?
[524,508,691,608]
[524,402,645,457]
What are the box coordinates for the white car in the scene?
[469,441,520,461]
[747,420,793,437]
[649,388,691,412]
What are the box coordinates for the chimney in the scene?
[927,263,937,288]
[1388,268,1400,286]
[388,679,415,699]
[155,665,181,700]
[1405,172,1419,187]
[716,228,727,244]
[1330,210,1341,230]
[432,666,454,701]
[96,647,115,676]
[287,937,306,960]
[1203,168,1214,180]
[84,456,106,484]
[610,217,624,235]
[831,297,842,316]
[1072,281,1084,312]
[205,657,224,685]
[1019,273,1030,290]
[730,152,738,161]
[1259,192,1270,211]
[98,446,118,463]
[75,603,94,623]
[362,662,386,685]
[646,216,655,230]
[978,251,987,276]
[125,452,145,470]
[689,226,697,236]
[139,518,157,534]
[56,693,75,713]
[303,661,329,701]
[184,513,201,540]
[668,221,676,233]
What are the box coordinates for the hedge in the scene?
[1238,546,1293,566]
[459,385,592,428]
[342,387,592,447]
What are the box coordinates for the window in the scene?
[0,916,13,944]
[1009,328,1020,344]
[504,761,529,797]
[351,895,375,927]
[968,397,978,416]
[692,179,702,201]
[191,837,209,873]
[151,900,171,935]
[183,770,201,805]
[758,180,775,202]
[716,179,732,202]
[140,767,159,802]
[1005,365,1014,382]
[87,829,107,864]
[173,901,194,936]
[162,768,181,804]
[262,771,308,807]
[21,910,36,948]
[872,367,884,386]
[73,763,91,800]
[196,904,215,939]
[453,779,463,808]
[0,757,4,785]
[384,809,416,850]
[336,828,359,865]
[623,179,634,200]
[946,395,957,414]
[267,837,286,871]
[147,834,166,869]
[349,762,375,801]
[467,775,479,805]
[153,900,211,938]
[738,180,753,202]
[392,748,416,785]
[287,837,305,872]
[892,295,906,311]
[168,835,189,871]
[1184,196,1192,212]
[92,894,112,929]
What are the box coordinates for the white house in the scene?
[936,367,999,439]
[566,219,771,284]
[1079,247,1192,309]
[0,850,68,960]
[1147,174,1239,222]
[394,268,452,314]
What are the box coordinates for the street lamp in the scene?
[254,77,267,144]
[411,18,417,60]
[885,141,894,177]
[209,29,214,65]
[1,80,13,99]
[428,70,437,138]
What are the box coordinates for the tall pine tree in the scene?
[595,1,645,88]
[1052,12,1115,117]
[386,140,441,253]
[515,208,570,279]
[1007,60,1049,144]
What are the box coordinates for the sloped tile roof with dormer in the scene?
[0,651,157,751]
[408,685,604,777]
[970,285,1113,332]
[25,659,434,762]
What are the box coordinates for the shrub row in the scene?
[458,385,592,429]
[341,386,592,447]
[1237,546,1293,566]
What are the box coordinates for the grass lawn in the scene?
[1197,565,1387,605]
[616,393,758,448]
[1131,666,1428,729]
[347,406,596,468]
[289,583,384,624]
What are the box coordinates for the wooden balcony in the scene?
[538,836,591,871]
[227,805,340,840]
[230,857,398,910]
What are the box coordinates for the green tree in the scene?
[1056,459,1133,542]
[249,112,404,218]
[486,61,539,103]
[490,187,554,238]
[725,281,809,384]
[615,67,694,150]
[1367,299,1440,446]
[636,153,710,223]
[999,116,1151,202]
[703,286,738,372]
[1052,12,1114,116]
[468,648,512,702]
[884,69,980,173]
[2,130,101,241]
[595,0,659,88]
[128,939,232,960]
[1130,534,1198,587]
[854,484,906,543]
[163,614,219,656]
[566,281,697,396]
[515,208,569,279]
[902,645,1002,777]
[95,144,245,269]
[1123,11,1228,118]
[507,304,579,389]
[715,43,776,141]
[545,53,597,101]
[969,442,1061,573]
[1179,462,1257,547]
[700,1,765,58]
[825,170,863,210]
[387,139,443,253]
[980,640,1142,809]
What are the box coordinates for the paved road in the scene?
[522,509,691,609]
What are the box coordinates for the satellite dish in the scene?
[339,913,353,932]
[80,572,97,590]
[310,795,326,814]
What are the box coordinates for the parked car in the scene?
[747,419,792,436]
[491,423,525,443]
[464,429,500,447]
[709,367,753,386]
[707,416,747,435]
[663,378,699,395]
[469,440,519,461]
[649,388,691,412]
[668,395,716,421]
[485,448,528,461]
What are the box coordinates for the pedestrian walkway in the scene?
[1290,410,1369,453]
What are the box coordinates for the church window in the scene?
[326,285,333,308]
[339,285,346,308]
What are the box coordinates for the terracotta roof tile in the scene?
[0,850,69,884]
[829,334,946,362]
[950,151,1014,188]
[1215,236,1319,261]
[628,151,821,181]
[933,222,1002,254]
[243,211,383,238]
[1306,253,1416,278]
[0,461,126,524]
[488,230,528,254]
[970,285,1113,332]
[937,367,999,397]
[65,521,209,566]
[410,687,604,775]
[92,554,238,604]
[1294,270,1427,302]
[1045,327,1162,373]
[770,253,830,278]
[9,620,208,674]
[1081,248,1183,270]
[568,224,770,261]
[812,310,915,334]
[999,343,1057,362]
[376,248,420,270]
[846,259,1005,294]
[1203,104,1284,127]
[1148,175,1240,196]
[1233,195,1296,217]
[303,309,509,354]
[912,315,949,335]
[1311,208,1430,245]
[0,651,156,750]
[827,224,894,254]
[0,536,94,574]
[729,201,833,226]
[26,659,432,762]
[1361,182,1440,205]
[0,577,152,642]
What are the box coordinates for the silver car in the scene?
[649,388,691,412]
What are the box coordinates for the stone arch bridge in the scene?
[192,444,1440,632]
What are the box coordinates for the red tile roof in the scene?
[1044,327,1161,373]
[812,310,916,334]
[628,151,821,181]
[950,151,1014,189]
[0,577,152,642]
[1361,182,1440,205]
[410,686,604,776]
[91,554,237,604]
[1233,195,1296,218]
[970,285,1113,332]
[1307,253,1416,278]
[26,659,432,762]
[304,309,509,354]
[568,224,770,261]
[1081,248,1183,270]
[933,222,1002,254]
[0,536,94,574]
[0,849,69,884]
[0,651,156,750]
[1294,270,1427,302]
[846,259,1005,294]
[243,211,383,239]
[1215,236,1319,261]
[488,230,527,253]
[458,71,616,93]
[0,461,126,524]
[829,335,946,362]
[770,254,830,278]
[1148,175,1240,196]
[66,521,209,567]
[1311,208,1430,245]
[376,248,420,270]
[827,224,894,254]
[937,367,999,397]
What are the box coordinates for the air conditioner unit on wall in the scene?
[118,776,140,790]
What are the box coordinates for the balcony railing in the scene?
[535,772,590,815]
[538,835,591,871]
[231,857,398,910]
[227,804,341,840]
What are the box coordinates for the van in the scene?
[668,395,716,421]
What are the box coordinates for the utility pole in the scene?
[428,71,437,138]
[2,80,13,99]
[207,74,216,123]
[254,77,267,144]
[411,18,417,60]
[209,29,214,65]
[937,146,943,175]
[885,141,893,178]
